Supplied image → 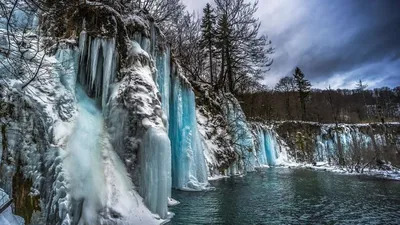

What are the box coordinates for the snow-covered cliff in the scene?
[1,1,211,224]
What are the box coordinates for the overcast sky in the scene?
[182,0,400,89]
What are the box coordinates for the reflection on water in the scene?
[169,168,400,225]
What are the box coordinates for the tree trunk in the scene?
[209,41,213,85]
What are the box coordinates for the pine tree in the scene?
[200,3,217,85]
[215,12,232,92]
[293,67,311,121]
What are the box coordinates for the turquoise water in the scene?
[169,168,400,225]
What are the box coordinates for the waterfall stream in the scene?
[64,86,158,225]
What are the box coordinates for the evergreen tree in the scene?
[293,67,311,121]
[215,12,231,91]
[200,3,217,85]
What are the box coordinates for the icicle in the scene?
[257,127,268,166]
[101,38,116,108]
[78,31,88,88]
[55,45,78,92]
[139,127,171,219]
[156,49,171,124]
[90,39,101,93]
[169,68,208,190]
[150,23,157,57]
[264,130,277,166]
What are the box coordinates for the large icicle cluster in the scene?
[105,36,171,219]
[315,124,393,164]
[130,23,209,191]
[168,66,208,190]
[272,121,400,168]
[77,31,117,108]
[253,124,290,167]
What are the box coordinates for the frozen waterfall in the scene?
[142,29,209,190]
[139,127,172,219]
[168,70,209,190]
[78,31,117,108]
[130,23,210,191]
[263,130,278,166]
[256,128,268,166]
[64,86,159,225]
[315,125,377,163]
[254,127,280,167]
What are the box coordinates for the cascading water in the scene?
[254,126,283,167]
[64,86,158,225]
[64,86,107,224]
[256,127,268,166]
[57,33,162,224]
[263,130,278,166]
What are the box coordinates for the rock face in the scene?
[192,82,237,175]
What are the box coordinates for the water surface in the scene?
[169,168,400,225]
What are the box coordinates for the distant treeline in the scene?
[239,82,400,124]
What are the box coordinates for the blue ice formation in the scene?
[139,127,172,218]
[168,66,208,190]
[255,127,268,166]
[77,31,117,108]
[255,127,279,166]
[156,48,171,124]
[315,125,376,163]
[134,24,209,190]
[223,97,257,171]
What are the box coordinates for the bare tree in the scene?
[214,0,274,94]
[128,0,185,24]
[275,76,295,120]
[1,0,47,90]
[167,11,205,82]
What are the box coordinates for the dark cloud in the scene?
[296,0,400,88]
[182,0,400,89]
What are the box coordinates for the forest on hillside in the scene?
[239,74,400,124]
